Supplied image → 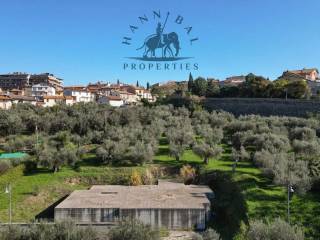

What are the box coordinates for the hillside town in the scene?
[0,72,156,109]
[0,68,319,110]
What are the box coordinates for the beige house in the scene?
[10,95,37,105]
[43,96,75,107]
[118,91,137,104]
[286,68,319,81]
[0,95,12,109]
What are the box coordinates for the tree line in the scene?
[186,73,311,99]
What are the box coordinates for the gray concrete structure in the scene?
[54,181,213,230]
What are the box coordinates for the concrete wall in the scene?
[54,207,210,230]
[204,98,320,117]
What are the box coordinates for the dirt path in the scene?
[162,231,196,240]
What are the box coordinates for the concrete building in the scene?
[54,181,213,230]
[0,72,63,91]
[64,86,95,103]
[32,84,56,99]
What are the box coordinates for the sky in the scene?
[0,0,319,86]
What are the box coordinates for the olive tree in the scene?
[167,126,194,161]
[247,218,304,240]
[193,142,223,164]
[273,153,311,223]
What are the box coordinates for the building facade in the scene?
[32,84,56,99]
[0,73,63,91]
[54,181,213,230]
[64,86,95,103]
[43,96,74,107]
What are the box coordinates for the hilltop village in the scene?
[0,67,319,110]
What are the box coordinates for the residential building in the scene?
[284,68,319,81]
[98,95,124,107]
[64,86,95,103]
[10,95,37,105]
[0,95,12,110]
[32,84,56,99]
[0,72,63,91]
[220,76,246,86]
[9,89,25,96]
[118,91,138,105]
[280,68,320,96]
[54,181,213,230]
[30,73,63,91]
[142,90,155,102]
[43,96,74,107]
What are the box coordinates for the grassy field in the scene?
[0,153,146,222]
[154,142,320,240]
[0,141,319,239]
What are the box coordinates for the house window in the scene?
[101,209,119,222]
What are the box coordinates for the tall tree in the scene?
[146,82,150,90]
[188,72,194,93]
[136,80,139,87]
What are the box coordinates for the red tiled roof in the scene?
[0,95,11,101]
[288,68,319,74]
[107,96,122,101]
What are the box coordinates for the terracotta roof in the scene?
[0,95,11,101]
[118,91,135,95]
[288,68,319,75]
[107,96,122,101]
[64,86,88,92]
[43,95,73,100]
[10,95,36,101]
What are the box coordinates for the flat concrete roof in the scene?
[55,181,213,210]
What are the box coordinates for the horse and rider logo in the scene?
[122,11,199,62]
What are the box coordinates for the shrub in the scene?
[180,165,197,184]
[130,170,142,186]
[0,221,99,240]
[202,228,221,240]
[247,218,304,240]
[108,219,160,240]
[0,161,11,175]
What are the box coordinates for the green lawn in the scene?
[0,141,319,239]
[0,153,145,222]
[154,143,320,240]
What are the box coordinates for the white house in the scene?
[142,90,155,102]
[98,95,124,107]
[64,86,95,103]
[32,83,56,99]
